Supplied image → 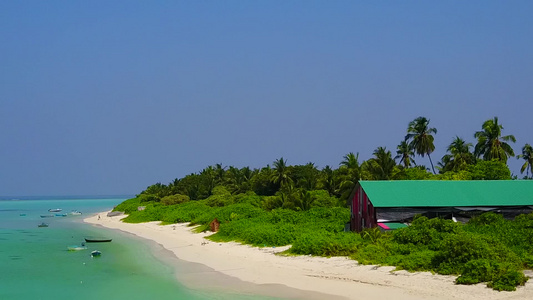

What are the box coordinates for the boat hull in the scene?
[84,238,112,243]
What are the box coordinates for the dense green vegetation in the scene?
[113,116,532,291]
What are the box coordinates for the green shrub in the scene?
[388,242,422,255]
[489,269,528,291]
[113,197,141,214]
[161,194,190,206]
[159,201,211,223]
[355,244,390,265]
[291,231,362,256]
[212,220,297,246]
[360,228,382,244]
[233,192,262,207]
[138,194,161,203]
[455,259,500,284]
[307,190,342,208]
[261,195,283,210]
[191,203,264,225]
[433,233,520,275]
[468,212,505,226]
[205,186,234,207]
[393,216,458,249]
[122,203,165,223]
[396,250,436,272]
[456,259,528,291]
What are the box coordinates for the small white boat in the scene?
[70,210,82,216]
[68,245,87,251]
[91,250,102,257]
[48,208,62,212]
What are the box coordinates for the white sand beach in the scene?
[85,212,533,300]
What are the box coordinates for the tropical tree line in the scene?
[398,116,531,178]
[137,116,531,211]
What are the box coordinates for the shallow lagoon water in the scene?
[0,197,285,300]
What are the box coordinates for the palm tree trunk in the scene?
[428,153,436,174]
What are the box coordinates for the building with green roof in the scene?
[348,180,533,232]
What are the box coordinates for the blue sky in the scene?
[1,1,532,196]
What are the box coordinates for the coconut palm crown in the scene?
[395,140,416,168]
[440,136,475,172]
[405,116,438,174]
[365,147,397,180]
[517,144,533,178]
[474,117,516,163]
[271,157,293,188]
[340,152,360,171]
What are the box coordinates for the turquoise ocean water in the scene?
[0,197,287,300]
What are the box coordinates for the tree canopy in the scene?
[474,117,516,163]
[135,116,526,212]
[405,116,438,174]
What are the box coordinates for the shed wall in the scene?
[350,185,377,232]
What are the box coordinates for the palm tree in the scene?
[225,166,241,193]
[395,140,416,168]
[252,165,277,196]
[296,190,315,211]
[271,157,293,188]
[340,152,360,170]
[339,152,361,180]
[405,116,438,174]
[319,165,338,196]
[441,136,475,172]
[338,152,361,199]
[437,154,452,173]
[364,147,397,180]
[240,166,254,187]
[474,117,516,163]
[200,166,216,197]
[214,163,226,184]
[296,162,319,190]
[517,144,533,178]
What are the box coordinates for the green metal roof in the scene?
[358,180,533,208]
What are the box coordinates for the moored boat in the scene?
[55,213,68,217]
[40,214,54,218]
[68,245,87,251]
[70,210,82,215]
[85,238,112,243]
[91,250,102,257]
[48,208,62,212]
[38,222,49,227]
